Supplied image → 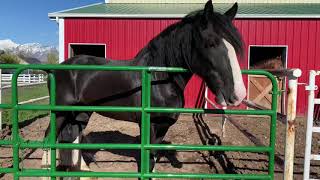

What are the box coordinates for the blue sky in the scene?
[0,0,103,47]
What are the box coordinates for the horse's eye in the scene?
[208,38,220,48]
[209,43,215,48]
[214,38,221,46]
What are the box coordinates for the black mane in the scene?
[186,9,244,57]
[135,19,193,68]
[135,8,244,68]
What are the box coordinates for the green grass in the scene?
[1,84,50,125]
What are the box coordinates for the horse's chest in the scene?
[151,84,181,107]
[77,71,182,122]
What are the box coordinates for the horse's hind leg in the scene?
[57,112,92,171]
[42,112,68,169]
[42,111,92,179]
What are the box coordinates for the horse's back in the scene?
[62,55,109,65]
[54,55,107,105]
[54,55,182,121]
[54,55,139,106]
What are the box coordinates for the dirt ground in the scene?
[0,113,319,180]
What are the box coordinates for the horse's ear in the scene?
[225,2,238,20]
[204,0,214,20]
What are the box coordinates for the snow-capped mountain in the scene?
[0,39,58,63]
[0,39,19,50]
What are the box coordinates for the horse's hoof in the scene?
[171,160,183,168]
[80,177,98,180]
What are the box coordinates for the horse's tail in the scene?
[43,70,54,95]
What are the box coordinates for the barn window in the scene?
[69,43,106,58]
[248,45,288,114]
[249,46,287,70]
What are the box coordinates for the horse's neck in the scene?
[134,48,192,91]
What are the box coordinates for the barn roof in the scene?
[49,3,320,19]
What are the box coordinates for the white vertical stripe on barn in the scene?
[58,18,65,63]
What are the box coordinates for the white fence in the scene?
[1,74,46,86]
[304,70,320,180]
[0,73,48,130]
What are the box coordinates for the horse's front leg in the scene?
[138,117,177,180]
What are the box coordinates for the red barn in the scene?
[49,2,320,115]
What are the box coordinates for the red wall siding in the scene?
[235,19,320,115]
[65,19,178,60]
[64,18,320,115]
[64,18,202,108]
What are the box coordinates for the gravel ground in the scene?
[0,113,319,180]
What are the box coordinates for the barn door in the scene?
[248,75,282,112]
[248,45,287,113]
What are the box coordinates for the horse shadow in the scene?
[80,121,237,174]
[192,80,238,174]
[81,131,182,168]
[192,113,238,174]
[81,131,139,162]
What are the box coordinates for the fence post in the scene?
[303,70,318,180]
[284,68,302,180]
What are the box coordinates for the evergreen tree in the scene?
[47,53,58,64]
[0,53,20,64]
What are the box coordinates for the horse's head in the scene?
[188,0,246,106]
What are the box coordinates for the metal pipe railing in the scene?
[0,64,279,180]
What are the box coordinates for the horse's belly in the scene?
[96,111,138,123]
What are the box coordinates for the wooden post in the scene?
[283,69,301,180]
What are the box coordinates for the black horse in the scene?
[43,0,246,177]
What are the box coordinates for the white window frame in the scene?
[248,45,288,70]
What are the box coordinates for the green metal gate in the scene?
[0,64,278,179]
